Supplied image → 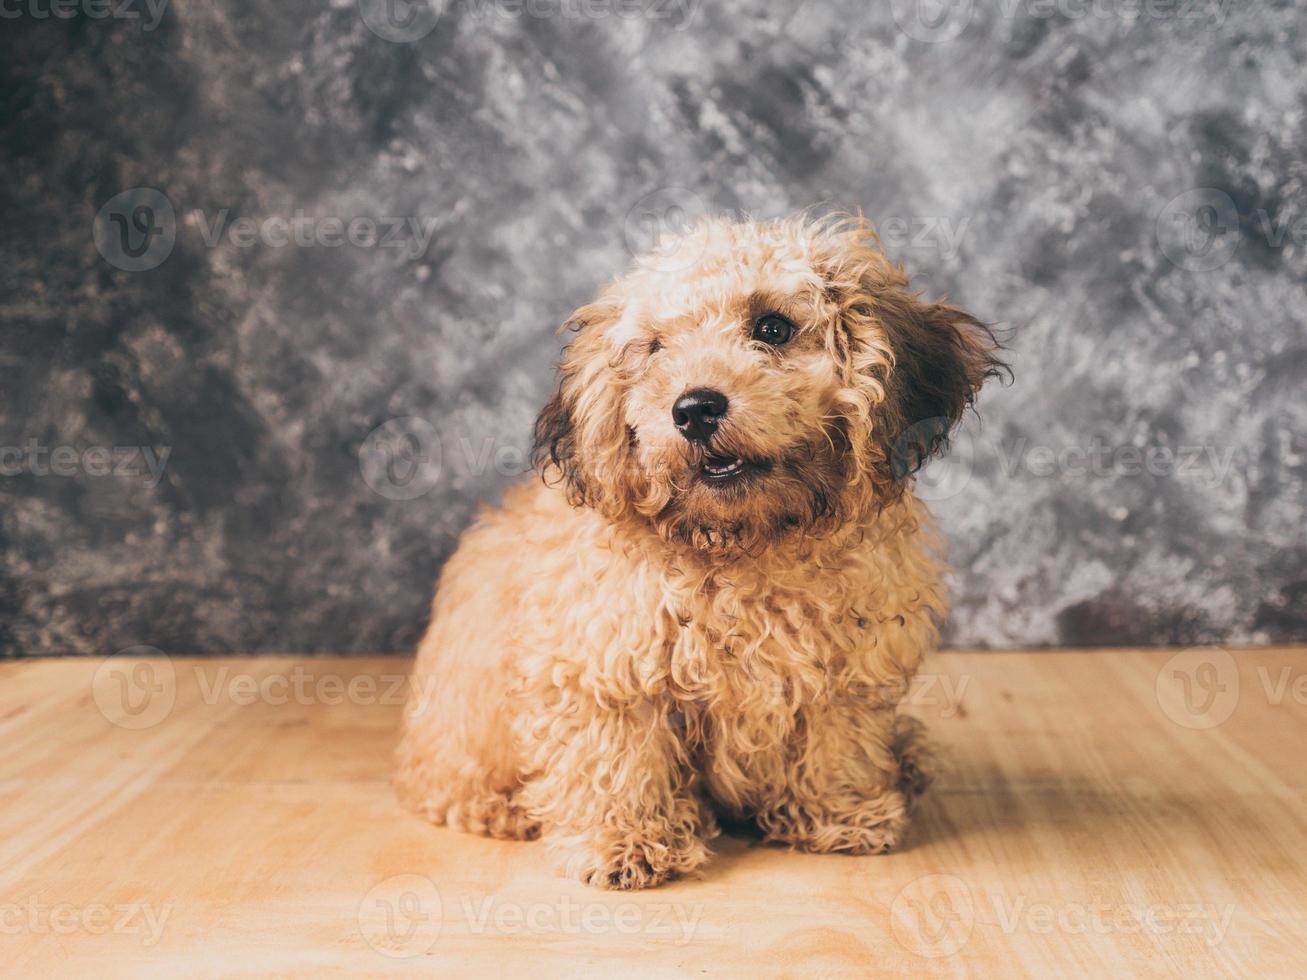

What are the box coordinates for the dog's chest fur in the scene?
[511,487,944,770]
[663,533,938,710]
[543,498,948,744]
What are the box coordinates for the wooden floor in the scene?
[1,648,1305,977]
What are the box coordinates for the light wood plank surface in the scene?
[1,648,1305,977]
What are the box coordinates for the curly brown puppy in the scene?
[396,214,1005,889]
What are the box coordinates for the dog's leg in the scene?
[755,706,933,855]
[519,698,714,889]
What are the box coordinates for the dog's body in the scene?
[397,215,1003,888]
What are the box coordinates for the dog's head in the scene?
[533,215,1007,553]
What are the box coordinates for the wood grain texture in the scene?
[1,649,1305,977]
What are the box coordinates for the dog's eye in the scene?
[647,337,663,354]
[752,313,795,346]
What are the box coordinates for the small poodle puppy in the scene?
[396,214,1004,889]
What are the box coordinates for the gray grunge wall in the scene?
[1,0,1304,655]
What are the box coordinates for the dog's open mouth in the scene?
[698,453,768,485]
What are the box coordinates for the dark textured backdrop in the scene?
[2,0,1304,656]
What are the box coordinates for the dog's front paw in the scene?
[760,791,911,855]
[563,833,711,890]
[797,813,908,855]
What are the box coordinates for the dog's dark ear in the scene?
[882,301,1008,479]
[531,299,625,508]
[532,364,586,506]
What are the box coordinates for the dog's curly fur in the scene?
[396,214,1005,889]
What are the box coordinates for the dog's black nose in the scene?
[672,388,728,443]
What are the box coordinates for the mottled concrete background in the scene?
[1,0,1304,656]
